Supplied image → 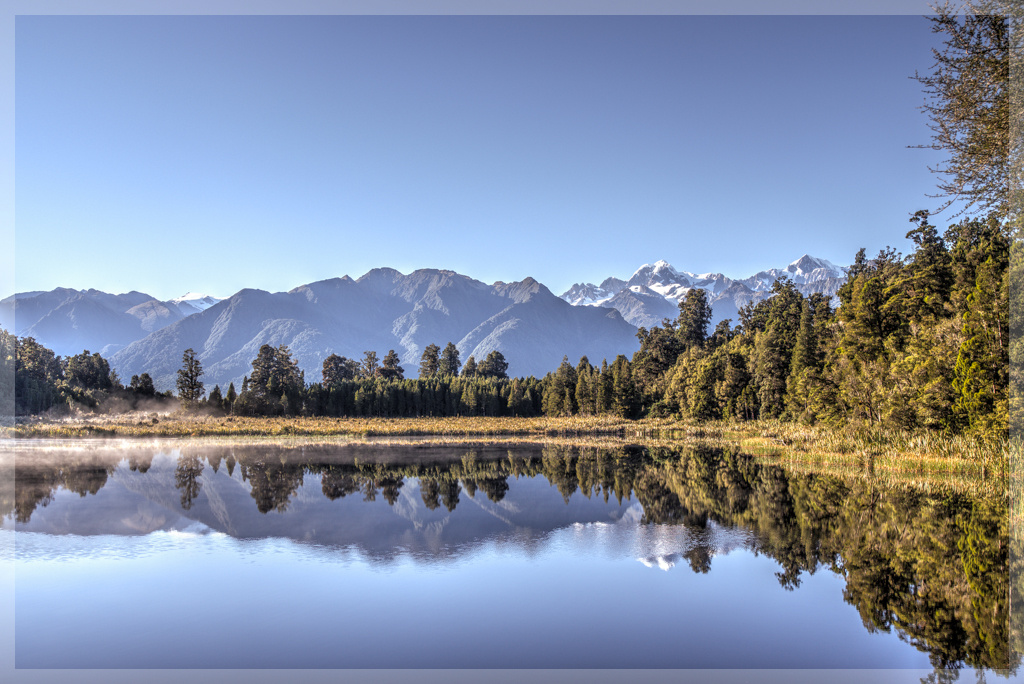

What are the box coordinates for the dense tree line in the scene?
[6,331,172,416]
[626,211,1009,438]
[201,339,645,419]
[3,210,1011,439]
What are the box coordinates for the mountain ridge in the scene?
[560,255,848,328]
[107,268,639,390]
[4,256,849,390]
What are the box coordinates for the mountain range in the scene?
[560,254,848,329]
[2,255,848,391]
[0,289,222,358]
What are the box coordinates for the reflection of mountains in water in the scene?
[635,520,751,573]
[10,444,745,566]
[8,441,1015,674]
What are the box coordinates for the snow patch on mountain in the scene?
[170,292,223,316]
[172,292,222,308]
[562,281,622,307]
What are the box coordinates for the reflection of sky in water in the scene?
[17,524,930,670]
[6,444,1017,678]
[13,488,924,670]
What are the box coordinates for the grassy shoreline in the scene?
[4,413,1012,499]
[9,414,645,439]
[7,412,1009,459]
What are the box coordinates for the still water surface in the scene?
[5,440,1017,676]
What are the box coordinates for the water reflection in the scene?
[6,441,1015,675]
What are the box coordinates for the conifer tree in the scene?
[542,356,577,416]
[785,299,819,421]
[242,345,304,415]
[597,359,613,414]
[477,350,509,379]
[575,357,594,414]
[611,355,640,418]
[225,382,237,413]
[419,343,441,378]
[67,350,113,392]
[709,319,733,350]
[380,350,405,380]
[687,350,722,421]
[508,378,528,416]
[360,351,380,379]
[953,255,1009,433]
[438,342,461,376]
[14,336,62,415]
[323,354,357,388]
[176,348,205,408]
[207,384,223,410]
[461,356,478,378]
[130,373,156,397]
[900,210,953,320]
[677,288,713,349]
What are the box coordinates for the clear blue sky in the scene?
[14,13,952,301]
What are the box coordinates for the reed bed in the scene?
[718,420,1009,498]
[12,413,639,439]
[650,419,1005,463]
[1011,436,1024,528]
[753,449,1005,499]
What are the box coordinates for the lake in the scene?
[2,439,1019,681]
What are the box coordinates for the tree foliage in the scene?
[477,350,509,379]
[234,344,303,416]
[419,343,441,378]
[176,348,205,408]
[912,3,1010,217]
[322,354,358,389]
[380,350,405,380]
[438,342,461,377]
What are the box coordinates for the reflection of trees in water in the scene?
[419,477,461,511]
[1011,524,1023,664]
[321,466,361,501]
[476,477,508,503]
[12,455,116,523]
[683,544,713,574]
[127,454,152,473]
[239,459,305,514]
[420,478,441,510]
[9,443,1015,675]
[377,475,404,506]
[174,454,203,510]
[439,479,460,511]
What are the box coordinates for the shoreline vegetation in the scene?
[7,413,1011,497]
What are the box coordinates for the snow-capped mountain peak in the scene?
[631,260,678,280]
[169,292,222,314]
[173,291,219,303]
[785,255,847,283]
[561,282,616,307]
[559,254,850,329]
